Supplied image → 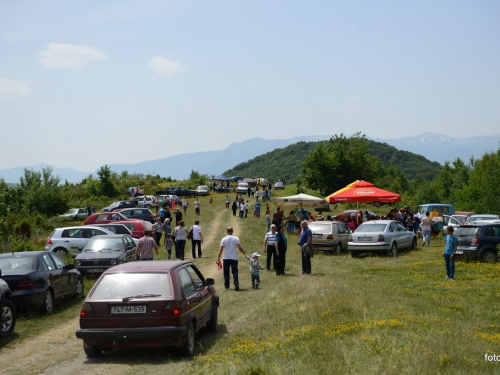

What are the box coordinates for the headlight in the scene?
[110,259,117,265]
[74,260,81,266]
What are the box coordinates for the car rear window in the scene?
[83,238,123,252]
[456,227,479,236]
[308,223,332,234]
[89,272,172,300]
[356,224,387,233]
[0,256,37,275]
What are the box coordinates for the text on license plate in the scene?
[312,234,322,238]
[111,305,147,314]
[358,237,372,241]
[88,269,104,273]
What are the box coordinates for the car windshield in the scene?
[65,209,78,214]
[308,223,332,234]
[356,224,387,233]
[456,227,479,236]
[89,272,172,299]
[466,215,498,224]
[110,202,120,207]
[0,256,37,275]
[83,238,123,252]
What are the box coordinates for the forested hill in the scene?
[224,140,442,182]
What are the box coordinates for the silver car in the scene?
[45,226,115,257]
[59,208,89,221]
[196,185,210,196]
[309,221,350,253]
[348,220,417,257]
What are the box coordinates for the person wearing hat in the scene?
[245,252,265,289]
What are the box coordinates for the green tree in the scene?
[97,165,117,197]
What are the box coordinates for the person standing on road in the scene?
[217,227,248,291]
[194,198,201,216]
[225,195,230,209]
[299,220,312,275]
[232,199,238,216]
[263,224,278,272]
[153,217,163,245]
[443,226,458,280]
[175,208,183,225]
[275,224,287,275]
[174,220,188,260]
[135,230,158,261]
[182,199,189,215]
[191,220,203,258]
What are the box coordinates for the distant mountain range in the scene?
[1,133,499,184]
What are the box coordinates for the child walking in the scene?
[245,252,265,289]
[443,226,458,280]
[165,233,173,260]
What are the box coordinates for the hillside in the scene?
[224,140,442,181]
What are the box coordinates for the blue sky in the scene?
[1,0,499,172]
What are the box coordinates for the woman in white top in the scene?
[174,220,188,260]
[421,212,432,247]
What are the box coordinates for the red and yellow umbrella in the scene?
[325,180,400,204]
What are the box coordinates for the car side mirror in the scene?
[206,278,215,286]
[78,247,83,252]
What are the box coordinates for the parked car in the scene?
[45,226,115,257]
[274,181,285,190]
[74,235,136,275]
[309,221,350,253]
[348,220,417,257]
[0,251,83,315]
[339,210,380,220]
[416,204,455,217]
[59,208,89,221]
[156,186,198,197]
[102,200,135,212]
[0,272,16,337]
[432,214,468,232]
[159,194,181,206]
[114,220,154,238]
[455,223,500,262]
[131,195,159,208]
[236,182,249,194]
[117,208,155,224]
[196,185,210,196]
[91,223,139,244]
[84,212,129,225]
[76,261,219,357]
[464,214,500,225]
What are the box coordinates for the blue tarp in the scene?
[213,175,231,181]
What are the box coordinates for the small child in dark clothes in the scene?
[165,233,173,260]
[245,252,265,289]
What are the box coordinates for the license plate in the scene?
[358,237,372,241]
[455,250,463,254]
[111,305,147,314]
[313,234,322,239]
[87,268,105,273]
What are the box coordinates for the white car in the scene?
[196,185,210,196]
[45,226,115,257]
[348,220,417,257]
[131,195,158,208]
[274,181,285,190]
[465,214,500,225]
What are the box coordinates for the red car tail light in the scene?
[16,277,37,290]
[326,235,334,240]
[471,237,478,245]
[378,234,385,242]
[162,302,180,316]
[80,303,96,318]
[46,238,52,245]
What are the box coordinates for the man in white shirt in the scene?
[194,199,200,216]
[217,227,248,291]
[191,220,203,258]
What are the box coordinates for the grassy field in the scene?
[3,187,500,374]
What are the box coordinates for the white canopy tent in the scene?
[273,193,327,210]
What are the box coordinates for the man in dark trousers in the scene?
[263,224,278,271]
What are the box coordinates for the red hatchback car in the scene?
[75,261,219,357]
[113,220,153,238]
[84,212,129,225]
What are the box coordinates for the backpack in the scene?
[187,227,193,240]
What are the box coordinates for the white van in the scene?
[236,182,249,194]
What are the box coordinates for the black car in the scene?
[117,208,155,223]
[74,235,136,275]
[455,223,500,262]
[0,272,16,337]
[156,186,197,197]
[102,200,136,212]
[0,251,83,315]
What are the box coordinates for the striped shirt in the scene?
[264,231,277,246]
[137,236,157,259]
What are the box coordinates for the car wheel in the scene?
[335,243,341,254]
[179,322,195,357]
[411,238,417,250]
[75,278,84,299]
[206,303,218,333]
[41,289,54,315]
[146,204,151,208]
[0,299,16,337]
[391,243,398,257]
[54,248,68,257]
[482,250,498,263]
[83,343,103,358]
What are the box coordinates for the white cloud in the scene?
[148,56,184,76]
[37,43,107,70]
[0,78,31,100]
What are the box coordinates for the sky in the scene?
[1,0,499,172]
